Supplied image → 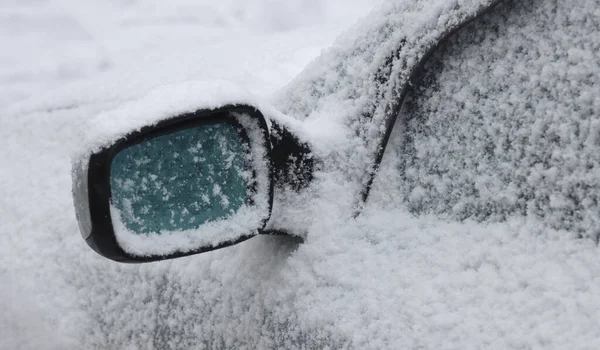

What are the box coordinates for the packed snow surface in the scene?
[1,0,600,349]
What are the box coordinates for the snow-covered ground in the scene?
[1,0,600,349]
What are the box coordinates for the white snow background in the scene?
[1,0,600,349]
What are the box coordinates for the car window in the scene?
[375,0,600,239]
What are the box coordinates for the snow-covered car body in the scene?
[50,0,600,346]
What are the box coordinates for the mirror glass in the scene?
[109,122,249,235]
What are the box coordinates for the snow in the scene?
[2,0,600,349]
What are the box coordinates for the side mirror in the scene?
[72,105,273,262]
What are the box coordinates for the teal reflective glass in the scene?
[110,123,249,234]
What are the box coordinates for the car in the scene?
[65,0,600,348]
[74,0,600,262]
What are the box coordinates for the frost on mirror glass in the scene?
[110,122,249,235]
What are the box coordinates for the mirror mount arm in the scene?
[269,121,314,193]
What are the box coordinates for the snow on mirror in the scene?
[72,106,273,262]
[109,123,249,235]
[107,121,263,259]
[104,109,273,260]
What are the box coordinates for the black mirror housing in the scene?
[72,105,273,263]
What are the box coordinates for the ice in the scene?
[2,0,600,349]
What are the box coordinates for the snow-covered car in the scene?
[0,0,579,348]
[73,0,600,263]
